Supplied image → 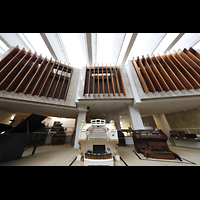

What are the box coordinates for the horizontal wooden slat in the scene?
[64,67,73,101]
[132,57,149,93]
[189,47,200,60]
[183,48,200,68]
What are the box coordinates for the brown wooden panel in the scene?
[117,66,126,96]
[177,49,200,74]
[15,54,42,93]
[64,67,73,101]
[83,64,88,96]
[147,55,170,91]
[0,49,31,90]
[183,48,200,68]
[0,45,19,70]
[38,59,57,97]
[58,64,69,100]
[24,57,47,94]
[109,65,115,96]
[168,51,199,89]
[189,47,200,60]
[138,57,156,93]
[113,65,121,96]
[52,62,65,99]
[171,50,200,83]
[6,52,37,92]
[97,65,99,96]
[0,48,25,83]
[157,53,185,90]
[142,56,163,92]
[93,64,95,96]
[102,65,105,96]
[106,65,110,96]
[165,54,193,90]
[31,57,52,96]
[46,61,61,97]
[152,54,178,91]
[132,57,149,93]
[87,64,91,96]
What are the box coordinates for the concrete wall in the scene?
[165,108,200,134]
[0,108,12,124]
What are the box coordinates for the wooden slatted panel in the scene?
[6,52,37,92]
[64,67,73,101]
[165,54,193,90]
[142,56,163,92]
[189,47,200,60]
[151,54,178,91]
[113,65,121,96]
[102,65,105,96]
[38,60,57,97]
[45,61,61,97]
[15,54,42,93]
[177,49,200,74]
[109,65,115,96]
[106,65,110,96]
[0,45,19,70]
[83,64,87,96]
[0,50,31,90]
[183,48,200,69]
[137,57,156,93]
[58,64,69,100]
[157,53,185,90]
[171,50,200,83]
[93,64,95,96]
[168,51,199,89]
[88,64,91,96]
[132,57,149,93]
[23,57,47,94]
[32,58,52,96]
[117,66,126,95]
[97,64,99,96]
[0,48,25,83]
[147,55,170,91]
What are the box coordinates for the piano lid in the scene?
[8,113,46,134]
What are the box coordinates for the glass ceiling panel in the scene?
[193,40,200,50]
[127,33,164,60]
[60,33,87,69]
[24,33,53,60]
[96,33,125,65]
[172,33,200,51]
[153,33,180,55]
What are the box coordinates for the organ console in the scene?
[0,113,47,163]
[132,129,182,161]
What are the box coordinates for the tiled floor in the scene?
[0,144,200,166]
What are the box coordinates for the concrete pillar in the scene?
[153,114,171,136]
[74,111,86,148]
[128,104,144,130]
[0,108,12,124]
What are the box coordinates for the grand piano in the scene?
[0,113,47,163]
[132,129,182,161]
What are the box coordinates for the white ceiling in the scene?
[1,33,200,69]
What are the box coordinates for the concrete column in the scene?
[74,111,86,148]
[153,114,171,136]
[0,108,12,124]
[128,104,144,130]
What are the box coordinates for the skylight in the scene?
[23,33,54,60]
[60,33,87,69]
[96,33,125,65]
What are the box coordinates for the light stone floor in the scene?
[0,143,200,166]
